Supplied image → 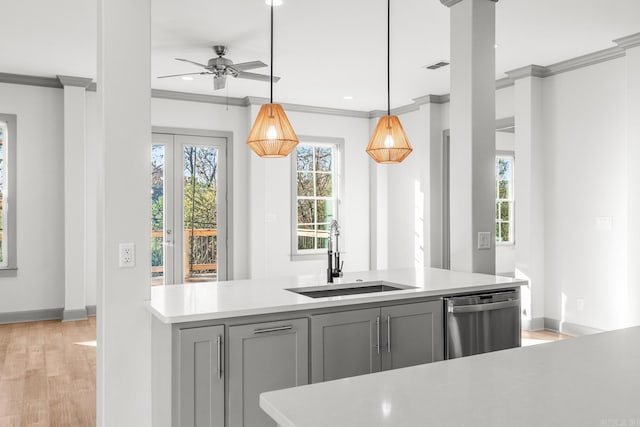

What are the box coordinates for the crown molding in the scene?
[505,65,550,81]
[440,0,497,7]
[0,72,62,89]
[546,45,625,76]
[246,96,370,119]
[613,32,640,50]
[152,89,248,106]
[495,77,514,89]
[57,75,93,88]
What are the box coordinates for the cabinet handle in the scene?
[253,325,293,334]
[386,315,391,353]
[216,335,222,380]
[376,316,380,354]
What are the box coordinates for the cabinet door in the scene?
[178,325,224,427]
[228,318,309,427]
[381,301,443,371]
[311,308,382,383]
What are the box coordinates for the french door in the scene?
[151,133,227,285]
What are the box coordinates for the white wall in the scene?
[542,58,629,331]
[0,83,65,313]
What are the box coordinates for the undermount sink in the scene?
[287,281,416,299]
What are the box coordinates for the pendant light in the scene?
[246,2,298,157]
[366,0,412,164]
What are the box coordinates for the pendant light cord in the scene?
[387,0,391,116]
[270,3,274,104]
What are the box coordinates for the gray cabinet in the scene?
[178,325,225,427]
[381,301,443,370]
[311,308,382,383]
[228,318,309,427]
[311,301,442,382]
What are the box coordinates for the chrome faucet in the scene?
[327,220,343,283]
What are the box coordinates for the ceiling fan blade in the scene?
[230,61,268,71]
[236,71,280,83]
[175,58,208,68]
[157,72,209,79]
[214,75,226,90]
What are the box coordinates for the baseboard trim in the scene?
[62,308,88,322]
[543,317,603,337]
[0,305,96,324]
[0,308,64,324]
[522,317,545,331]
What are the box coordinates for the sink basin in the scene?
[287,281,416,298]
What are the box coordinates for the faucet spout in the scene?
[327,220,343,283]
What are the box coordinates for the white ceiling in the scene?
[1,0,639,111]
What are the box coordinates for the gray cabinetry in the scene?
[381,301,443,370]
[311,308,382,383]
[228,318,309,427]
[178,325,225,427]
[311,301,442,383]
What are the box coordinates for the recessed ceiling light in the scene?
[343,95,353,100]
[266,0,283,6]
[181,76,194,81]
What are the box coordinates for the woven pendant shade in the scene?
[247,103,299,157]
[366,115,413,164]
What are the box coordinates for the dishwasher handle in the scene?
[448,298,519,314]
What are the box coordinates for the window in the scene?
[0,114,17,272]
[496,154,514,244]
[292,139,343,257]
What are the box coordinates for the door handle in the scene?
[386,315,391,353]
[376,316,380,354]
[448,299,520,314]
[216,335,222,380]
[253,325,293,334]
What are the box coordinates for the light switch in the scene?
[478,232,491,250]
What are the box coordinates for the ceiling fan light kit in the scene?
[246,1,298,158]
[366,0,413,164]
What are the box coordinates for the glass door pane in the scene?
[182,145,218,282]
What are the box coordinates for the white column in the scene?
[615,33,640,327]
[506,66,546,330]
[97,0,151,425]
[442,0,497,273]
[58,75,92,321]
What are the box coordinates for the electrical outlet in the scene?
[478,232,491,250]
[119,243,135,268]
[577,298,585,311]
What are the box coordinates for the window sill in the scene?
[496,242,515,247]
[291,252,326,262]
[0,268,18,278]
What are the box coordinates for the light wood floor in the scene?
[0,318,96,427]
[521,329,571,346]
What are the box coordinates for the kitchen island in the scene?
[260,325,640,427]
[149,267,526,427]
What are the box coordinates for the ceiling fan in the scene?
[158,45,279,90]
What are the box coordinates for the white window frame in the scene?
[291,136,344,260]
[0,114,17,275]
[496,152,515,245]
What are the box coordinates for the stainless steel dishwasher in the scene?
[444,289,521,359]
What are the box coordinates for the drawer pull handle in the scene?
[216,335,222,380]
[253,325,293,334]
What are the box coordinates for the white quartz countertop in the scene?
[261,326,640,427]
[149,267,525,323]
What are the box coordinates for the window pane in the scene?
[498,180,509,199]
[297,172,314,197]
[496,222,500,240]
[496,202,500,220]
[151,145,165,284]
[315,146,332,172]
[316,224,329,249]
[297,146,313,171]
[500,202,510,221]
[317,200,334,224]
[316,173,332,197]
[0,124,4,264]
[298,199,315,224]
[500,222,510,242]
[297,224,314,250]
[183,145,218,282]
